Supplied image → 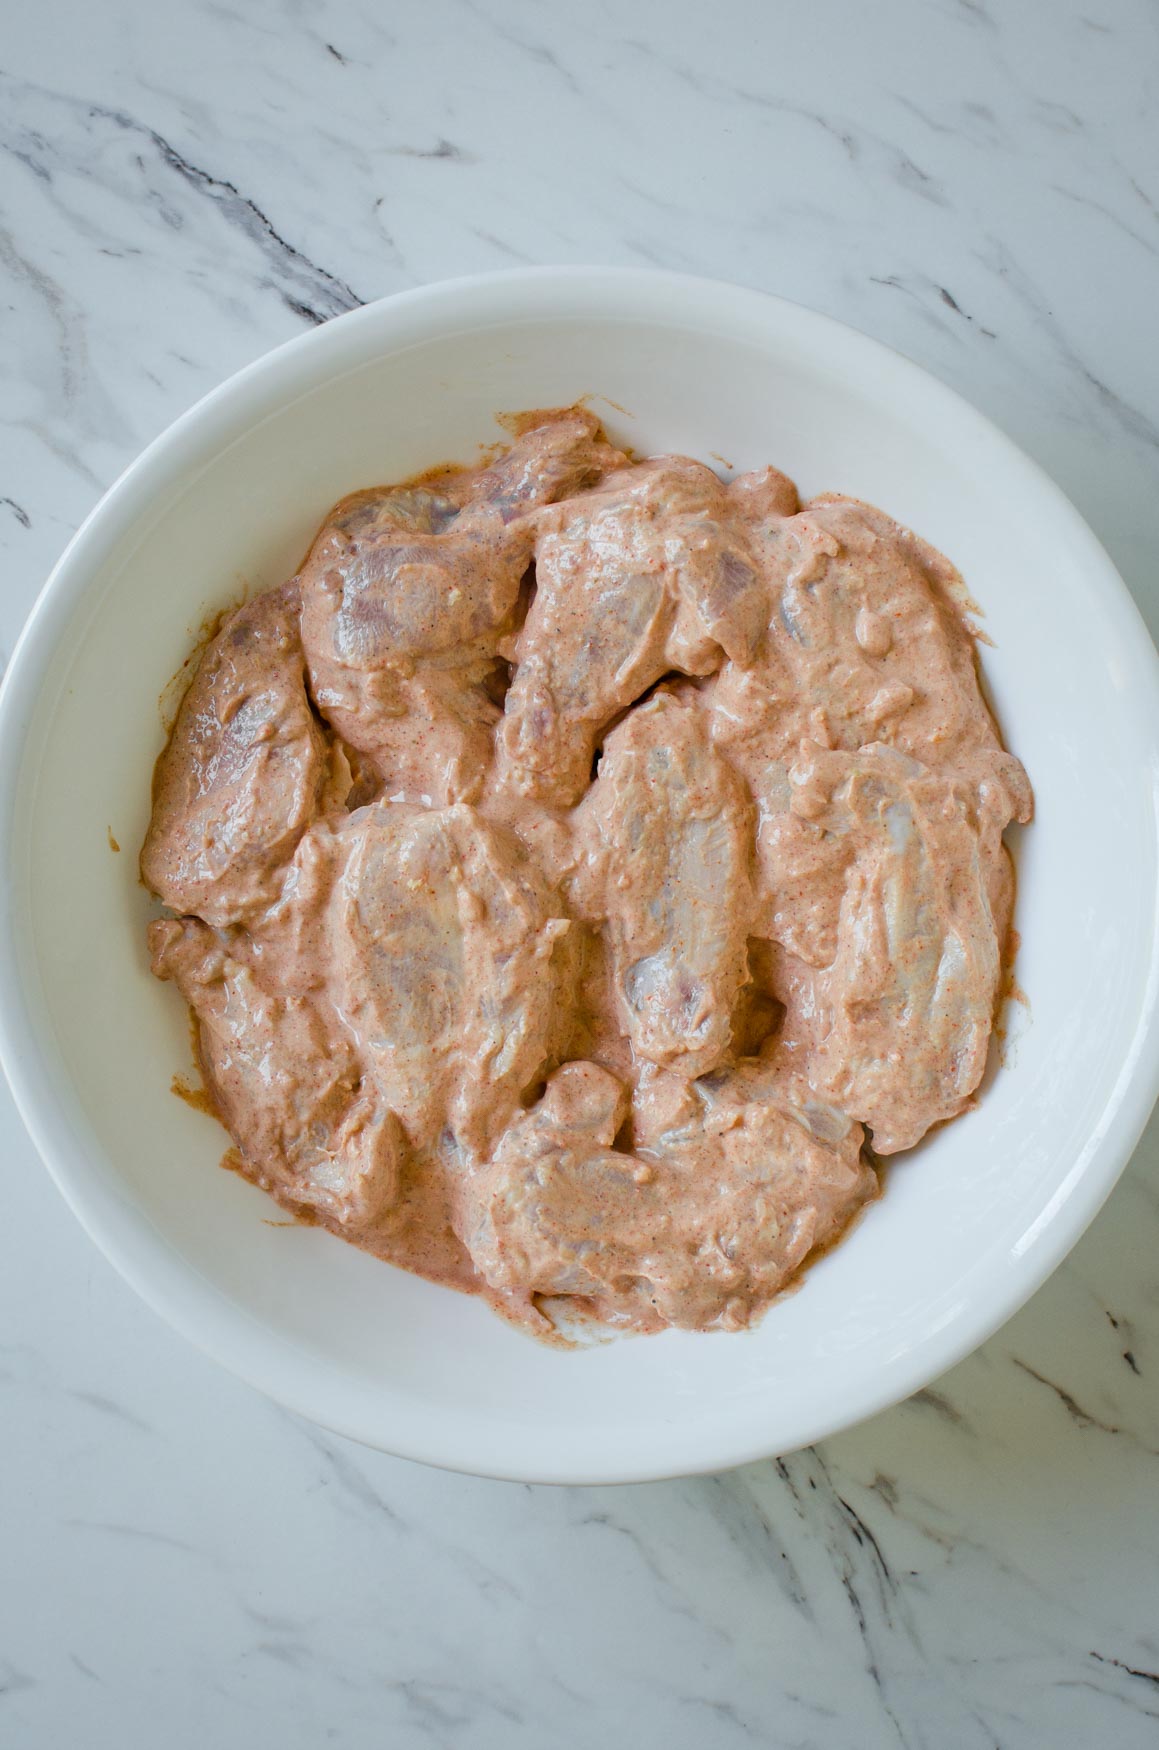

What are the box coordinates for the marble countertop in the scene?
[3,2,1159,1745]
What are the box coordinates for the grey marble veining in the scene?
[2,2,1158,1745]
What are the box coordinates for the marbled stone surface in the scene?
[2,2,1158,1744]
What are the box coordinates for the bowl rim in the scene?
[2,264,1158,1484]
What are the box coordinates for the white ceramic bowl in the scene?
[2,268,1157,1484]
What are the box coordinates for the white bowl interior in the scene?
[5,274,1158,1481]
